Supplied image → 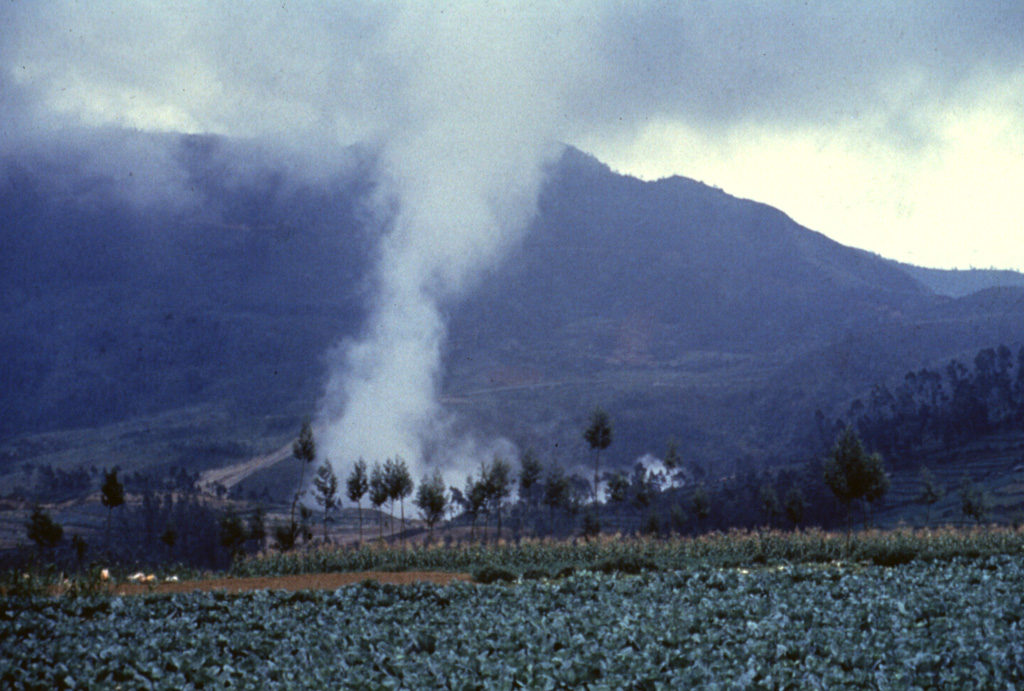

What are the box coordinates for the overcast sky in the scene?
[3,1,1023,271]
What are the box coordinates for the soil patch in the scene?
[113,571,472,596]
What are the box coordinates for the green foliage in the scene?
[584,406,613,503]
[346,458,370,542]
[823,427,889,531]
[312,460,340,541]
[783,485,806,527]
[231,527,1024,580]
[960,472,989,524]
[218,510,247,561]
[384,457,414,539]
[100,469,124,511]
[518,449,543,505]
[691,484,711,522]
[7,556,1024,688]
[915,466,945,527]
[26,507,63,549]
[413,470,448,538]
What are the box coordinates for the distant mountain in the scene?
[889,261,1024,298]
[3,135,1024,489]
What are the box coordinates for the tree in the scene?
[291,418,317,524]
[347,458,370,543]
[518,449,543,536]
[915,467,944,528]
[758,482,780,528]
[312,460,340,542]
[663,437,683,487]
[583,407,613,505]
[101,469,125,542]
[783,485,805,528]
[218,509,247,562]
[861,452,890,528]
[541,466,567,525]
[518,449,542,507]
[414,470,448,540]
[385,457,414,541]
[248,505,266,553]
[823,427,888,537]
[26,506,63,549]
[369,462,389,540]
[605,470,630,529]
[463,472,487,541]
[691,484,711,530]
[960,472,988,524]
[482,455,514,540]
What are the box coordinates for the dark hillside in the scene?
[3,136,1024,490]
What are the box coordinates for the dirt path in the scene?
[197,441,294,492]
[112,571,472,596]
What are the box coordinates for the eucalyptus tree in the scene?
[291,418,316,523]
[823,426,889,537]
[584,407,614,506]
[101,468,125,543]
[482,455,514,540]
[347,458,370,542]
[312,460,340,542]
[385,457,414,541]
[369,462,389,539]
[518,449,543,536]
[414,470,448,540]
[542,466,571,533]
[915,466,944,527]
[783,485,806,528]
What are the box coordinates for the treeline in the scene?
[10,462,201,504]
[820,344,1024,467]
[17,392,1009,576]
[6,468,262,575]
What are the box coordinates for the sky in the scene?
[3,1,1022,271]
[3,1,1024,476]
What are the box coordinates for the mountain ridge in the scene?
[3,134,1024,493]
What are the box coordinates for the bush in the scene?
[473,565,518,584]
[593,554,660,575]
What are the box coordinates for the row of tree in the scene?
[820,344,1024,464]
[15,403,1006,573]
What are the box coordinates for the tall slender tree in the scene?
[482,455,514,540]
[347,458,369,543]
[312,460,340,542]
[369,462,388,540]
[518,449,543,537]
[384,457,414,541]
[583,407,613,506]
[100,468,125,543]
[291,418,317,524]
[915,466,944,528]
[414,470,448,540]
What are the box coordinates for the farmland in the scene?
[3,555,1024,689]
[5,529,1024,689]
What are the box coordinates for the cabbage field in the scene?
[4,555,1024,689]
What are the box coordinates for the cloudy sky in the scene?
[3,1,1023,270]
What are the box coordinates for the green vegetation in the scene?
[4,556,1024,688]
[229,527,1024,580]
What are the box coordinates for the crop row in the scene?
[230,526,1024,579]
[3,556,1024,689]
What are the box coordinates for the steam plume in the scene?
[317,6,583,479]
